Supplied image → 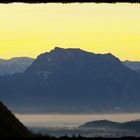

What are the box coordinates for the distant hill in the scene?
[80,120,120,129]
[80,119,140,133]
[0,47,140,113]
[120,120,140,132]
[123,60,140,74]
[0,101,32,137]
[30,120,140,137]
[0,57,34,75]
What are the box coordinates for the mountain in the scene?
[80,119,140,133]
[123,60,140,74]
[0,101,32,137]
[120,120,140,132]
[0,47,140,113]
[0,57,34,75]
[80,120,120,129]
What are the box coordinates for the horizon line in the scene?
[0,47,139,62]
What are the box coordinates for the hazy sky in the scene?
[0,3,140,60]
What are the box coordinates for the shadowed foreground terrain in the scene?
[0,101,32,137]
[32,136,140,140]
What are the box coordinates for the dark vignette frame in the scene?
[0,0,140,3]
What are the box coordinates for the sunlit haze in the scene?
[0,3,140,60]
[16,113,140,128]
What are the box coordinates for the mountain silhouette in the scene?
[0,57,34,75]
[80,120,120,129]
[0,101,32,137]
[123,60,140,74]
[0,47,140,113]
[80,119,140,133]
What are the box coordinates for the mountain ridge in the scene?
[0,47,140,113]
[123,60,140,74]
[80,119,140,132]
[80,120,121,128]
[0,57,34,75]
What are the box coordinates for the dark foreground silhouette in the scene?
[32,135,140,140]
[0,101,32,137]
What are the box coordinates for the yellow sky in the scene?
[0,3,140,60]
